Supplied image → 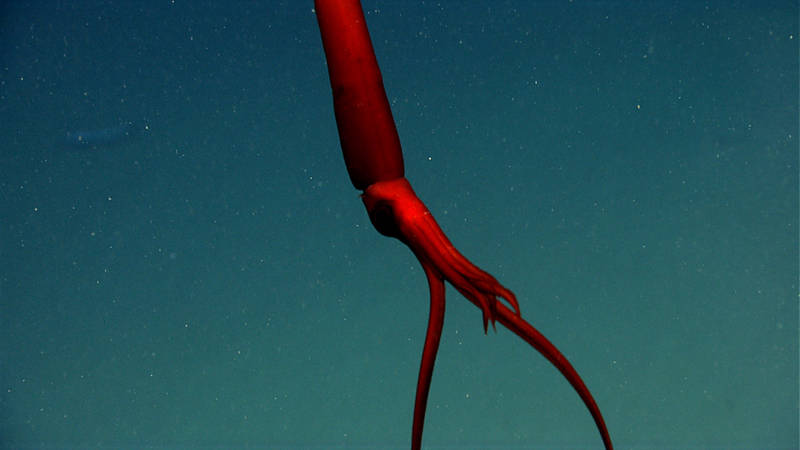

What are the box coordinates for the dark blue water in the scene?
[1,1,796,448]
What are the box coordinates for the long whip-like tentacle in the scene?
[494,302,613,450]
[411,263,447,450]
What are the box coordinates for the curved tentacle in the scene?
[363,178,519,331]
[414,212,520,330]
[494,301,613,450]
[411,263,446,450]
[411,198,611,448]
[362,177,613,450]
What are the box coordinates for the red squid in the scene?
[314,1,612,449]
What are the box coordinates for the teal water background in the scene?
[1,1,797,448]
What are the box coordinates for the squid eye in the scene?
[369,201,402,238]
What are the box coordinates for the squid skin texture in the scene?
[315,0,405,190]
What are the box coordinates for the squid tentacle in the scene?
[362,177,613,450]
[415,213,519,313]
[411,262,446,450]
[411,202,519,328]
[391,183,518,331]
